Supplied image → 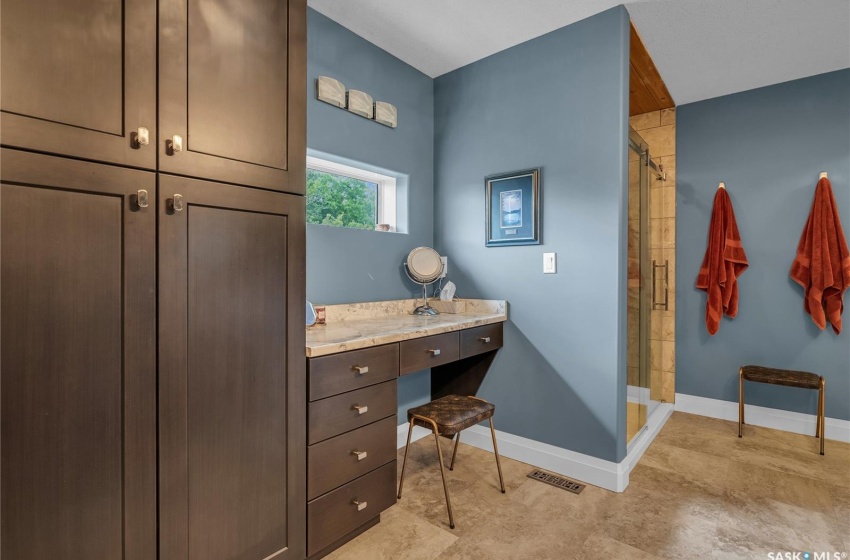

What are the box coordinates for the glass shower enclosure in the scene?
[627,128,661,445]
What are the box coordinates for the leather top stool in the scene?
[397,395,505,529]
[738,365,825,455]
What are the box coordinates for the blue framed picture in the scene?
[485,168,540,246]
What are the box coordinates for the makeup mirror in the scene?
[404,246,444,315]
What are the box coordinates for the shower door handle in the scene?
[652,260,669,311]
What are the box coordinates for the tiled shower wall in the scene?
[632,108,676,403]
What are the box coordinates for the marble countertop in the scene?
[305,299,507,357]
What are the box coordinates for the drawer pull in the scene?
[479,337,491,343]
[429,349,441,356]
[352,450,368,461]
[353,365,369,375]
[352,499,368,511]
[352,404,368,415]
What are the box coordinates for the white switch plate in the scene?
[543,252,556,274]
[440,256,448,278]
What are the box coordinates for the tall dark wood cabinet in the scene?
[158,175,306,560]
[1,149,157,560]
[0,0,157,169]
[1,0,307,558]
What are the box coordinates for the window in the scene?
[306,156,397,232]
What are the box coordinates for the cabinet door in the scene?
[158,174,306,560]
[0,0,156,169]
[159,0,306,193]
[0,149,157,560]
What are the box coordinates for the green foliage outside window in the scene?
[306,169,377,230]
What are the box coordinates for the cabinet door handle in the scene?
[479,337,491,343]
[353,365,369,375]
[167,194,184,213]
[352,404,368,415]
[352,450,368,461]
[167,134,183,154]
[352,499,368,511]
[429,349,441,356]
[133,127,150,148]
[132,189,149,209]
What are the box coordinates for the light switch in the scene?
[543,252,556,274]
[440,256,448,278]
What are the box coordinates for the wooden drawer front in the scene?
[460,323,504,359]
[308,381,397,445]
[309,344,399,402]
[308,416,397,500]
[307,461,397,555]
[399,332,459,375]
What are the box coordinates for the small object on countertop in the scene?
[695,186,748,335]
[429,299,466,314]
[315,306,326,325]
[439,281,456,301]
[790,175,850,334]
[306,301,317,326]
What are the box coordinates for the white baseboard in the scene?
[396,423,432,448]
[674,393,850,444]
[396,403,674,493]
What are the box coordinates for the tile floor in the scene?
[327,412,850,560]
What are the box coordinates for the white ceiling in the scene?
[307,0,850,105]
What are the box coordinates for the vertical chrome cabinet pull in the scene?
[353,365,369,375]
[352,404,368,415]
[429,349,441,356]
[133,127,150,148]
[167,194,184,213]
[352,499,367,511]
[351,450,368,461]
[132,189,149,209]
[167,134,183,154]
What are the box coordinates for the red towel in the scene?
[790,177,850,334]
[696,188,749,335]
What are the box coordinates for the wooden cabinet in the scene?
[1,149,157,560]
[158,174,306,560]
[0,0,157,169]
[1,0,306,194]
[159,0,306,192]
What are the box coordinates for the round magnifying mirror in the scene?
[404,247,444,315]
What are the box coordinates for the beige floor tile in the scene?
[325,505,457,560]
[330,413,850,559]
[574,532,662,560]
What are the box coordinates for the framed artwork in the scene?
[485,168,540,247]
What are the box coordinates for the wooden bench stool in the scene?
[738,365,825,455]
[397,395,505,529]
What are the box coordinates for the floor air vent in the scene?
[527,469,586,494]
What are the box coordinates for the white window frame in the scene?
[306,156,397,232]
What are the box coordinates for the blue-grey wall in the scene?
[676,69,850,421]
[433,6,631,462]
[306,8,435,417]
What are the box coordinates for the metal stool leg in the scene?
[738,369,745,438]
[449,433,460,471]
[818,376,826,455]
[413,414,455,529]
[489,417,506,494]
[397,419,415,499]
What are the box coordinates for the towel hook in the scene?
[718,182,726,190]
[819,171,828,180]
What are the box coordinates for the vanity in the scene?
[304,299,507,558]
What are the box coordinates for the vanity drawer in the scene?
[308,415,397,500]
[308,380,397,444]
[309,344,399,401]
[307,460,397,556]
[460,323,504,359]
[399,332,459,375]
